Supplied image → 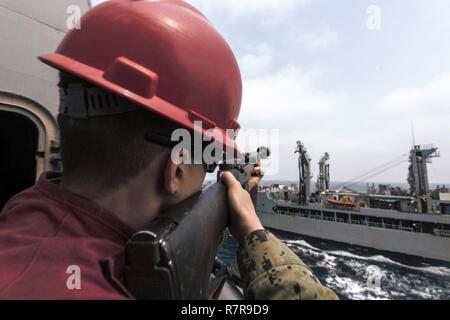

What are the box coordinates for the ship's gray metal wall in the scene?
[0,0,91,115]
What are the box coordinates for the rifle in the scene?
[123,147,270,299]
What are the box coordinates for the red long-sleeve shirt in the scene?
[0,172,133,299]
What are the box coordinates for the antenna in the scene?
[410,120,416,147]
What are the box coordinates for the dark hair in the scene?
[57,71,178,195]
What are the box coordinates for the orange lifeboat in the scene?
[327,197,357,208]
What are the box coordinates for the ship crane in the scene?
[316,152,330,193]
[295,141,311,206]
[408,144,440,213]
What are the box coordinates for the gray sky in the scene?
[92,0,450,184]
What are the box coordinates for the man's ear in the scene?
[164,159,183,195]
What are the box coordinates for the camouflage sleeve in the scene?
[237,229,339,300]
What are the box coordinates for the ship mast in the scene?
[295,141,311,206]
[407,144,439,213]
[317,152,330,193]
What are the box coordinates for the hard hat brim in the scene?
[39,53,240,154]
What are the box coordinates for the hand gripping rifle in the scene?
[123,147,270,300]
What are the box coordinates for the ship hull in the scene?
[257,192,450,262]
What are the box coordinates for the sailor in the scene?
[0,0,337,300]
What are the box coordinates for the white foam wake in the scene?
[284,238,450,299]
[325,250,450,277]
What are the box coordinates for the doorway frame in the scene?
[0,92,59,181]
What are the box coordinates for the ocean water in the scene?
[217,232,450,300]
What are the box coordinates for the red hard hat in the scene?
[39,0,242,151]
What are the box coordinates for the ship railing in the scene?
[277,210,326,221]
[434,229,450,237]
[368,222,383,229]
[383,223,401,230]
[350,219,366,226]
[366,222,414,232]
[275,209,417,233]
[324,204,359,212]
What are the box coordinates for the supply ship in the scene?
[257,141,450,262]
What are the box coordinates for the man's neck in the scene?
[60,177,161,231]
